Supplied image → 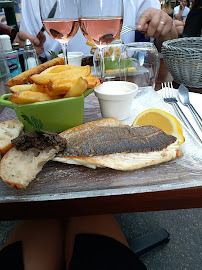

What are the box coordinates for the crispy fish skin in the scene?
[59,125,176,157]
[54,119,180,170]
[5,57,65,87]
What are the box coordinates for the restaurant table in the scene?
[0,59,201,221]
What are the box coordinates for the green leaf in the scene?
[21,113,44,134]
[48,50,58,58]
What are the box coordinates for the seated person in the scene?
[14,0,178,60]
[183,0,202,37]
[0,215,148,269]
[173,0,190,36]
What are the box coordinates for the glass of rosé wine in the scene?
[78,0,123,80]
[40,0,79,64]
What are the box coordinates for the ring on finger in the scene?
[160,21,165,25]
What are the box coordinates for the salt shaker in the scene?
[23,39,39,70]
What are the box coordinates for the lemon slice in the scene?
[132,109,185,145]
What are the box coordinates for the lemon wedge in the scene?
[132,109,185,145]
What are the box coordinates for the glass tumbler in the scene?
[93,42,160,88]
[120,42,160,88]
[93,40,126,81]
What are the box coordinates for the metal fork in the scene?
[162,82,202,144]
[120,25,136,36]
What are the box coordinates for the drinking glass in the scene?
[94,42,160,88]
[78,0,123,80]
[121,43,160,89]
[40,0,79,64]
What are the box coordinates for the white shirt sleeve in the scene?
[122,0,161,44]
[20,0,42,35]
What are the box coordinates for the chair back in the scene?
[0,1,19,33]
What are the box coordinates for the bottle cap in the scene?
[24,39,34,50]
[0,34,12,51]
[12,42,20,50]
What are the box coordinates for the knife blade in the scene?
[36,1,57,41]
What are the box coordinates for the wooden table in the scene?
[0,59,201,221]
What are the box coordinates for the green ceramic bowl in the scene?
[0,88,93,133]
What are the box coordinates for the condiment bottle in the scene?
[23,39,39,70]
[0,34,22,78]
[0,38,11,114]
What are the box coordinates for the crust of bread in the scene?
[0,146,60,189]
[0,120,24,157]
[5,57,65,87]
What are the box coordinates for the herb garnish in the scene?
[49,49,63,58]
[21,113,44,134]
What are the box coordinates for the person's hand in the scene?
[180,3,185,10]
[136,8,175,39]
[14,30,46,55]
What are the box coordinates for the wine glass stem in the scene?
[61,42,69,65]
[99,47,105,80]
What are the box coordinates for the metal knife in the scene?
[36,1,57,41]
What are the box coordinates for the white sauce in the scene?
[98,86,133,95]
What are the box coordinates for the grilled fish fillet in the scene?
[54,118,181,170]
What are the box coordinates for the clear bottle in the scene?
[0,38,11,115]
[0,34,22,78]
[23,39,39,70]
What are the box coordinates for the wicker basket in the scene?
[162,37,202,88]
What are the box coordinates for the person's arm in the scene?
[136,7,178,51]
[14,0,46,56]
[14,31,46,56]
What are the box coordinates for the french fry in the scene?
[8,90,52,104]
[5,57,65,87]
[44,87,64,99]
[10,84,33,93]
[64,77,88,98]
[49,76,100,92]
[30,84,46,93]
[40,64,77,74]
[30,65,91,85]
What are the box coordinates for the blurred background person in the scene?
[173,0,190,36]
[182,0,202,37]
[162,0,173,17]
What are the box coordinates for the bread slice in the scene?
[0,120,24,157]
[5,57,65,87]
[0,146,60,189]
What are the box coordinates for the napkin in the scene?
[122,87,202,164]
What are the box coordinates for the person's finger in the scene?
[39,32,46,46]
[17,30,40,46]
[151,12,171,38]
[145,12,161,38]
[136,13,152,32]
